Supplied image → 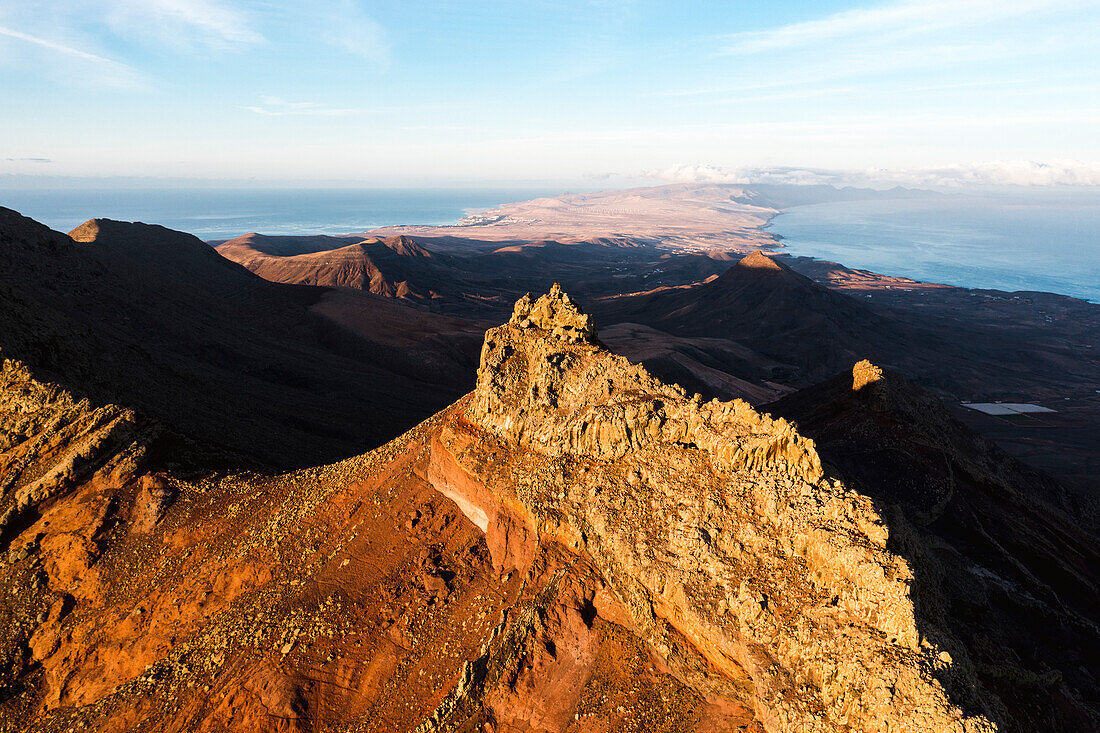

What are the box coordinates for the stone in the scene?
[449,287,995,733]
[507,283,598,344]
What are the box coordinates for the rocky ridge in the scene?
[0,354,166,712]
[438,287,994,731]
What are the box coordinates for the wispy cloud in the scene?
[648,0,1092,108]
[0,24,116,64]
[718,0,1092,55]
[662,76,1092,107]
[103,0,263,50]
[658,50,989,99]
[673,85,862,107]
[243,96,360,117]
[5,157,53,163]
[314,0,391,68]
[0,1,263,89]
[483,109,1100,149]
[0,22,142,86]
[402,124,470,131]
[665,34,1064,101]
[242,98,450,118]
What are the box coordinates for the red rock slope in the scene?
[216,234,438,305]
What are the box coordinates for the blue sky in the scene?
[1,0,1099,186]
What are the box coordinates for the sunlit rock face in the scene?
[445,286,994,732]
[507,282,599,344]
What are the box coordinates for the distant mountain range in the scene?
[0,209,483,469]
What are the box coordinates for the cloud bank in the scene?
[643,161,1100,188]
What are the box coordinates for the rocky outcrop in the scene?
[507,283,598,344]
[441,288,995,732]
[0,355,166,711]
[0,357,158,545]
[475,288,822,481]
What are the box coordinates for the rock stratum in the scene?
[3,285,1056,732]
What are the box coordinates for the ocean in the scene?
[0,187,562,241]
[768,193,1100,303]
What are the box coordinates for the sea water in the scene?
[768,193,1100,302]
[0,187,560,241]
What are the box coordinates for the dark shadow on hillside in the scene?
[765,362,1100,732]
[0,207,482,472]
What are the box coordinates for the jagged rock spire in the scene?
[508,282,598,343]
[480,285,825,483]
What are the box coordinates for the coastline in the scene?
[5,182,1096,304]
[762,196,1100,304]
[369,184,1100,305]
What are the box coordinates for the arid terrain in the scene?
[1,183,1098,732]
[217,184,1100,524]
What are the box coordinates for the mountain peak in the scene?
[69,218,154,243]
[67,218,107,242]
[507,282,598,343]
[68,218,207,251]
[736,249,784,271]
[381,234,433,258]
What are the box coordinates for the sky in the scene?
[1,0,1099,187]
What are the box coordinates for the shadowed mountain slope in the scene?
[593,252,1096,400]
[598,322,793,404]
[593,252,893,385]
[218,232,736,319]
[766,362,1100,732]
[0,209,483,469]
